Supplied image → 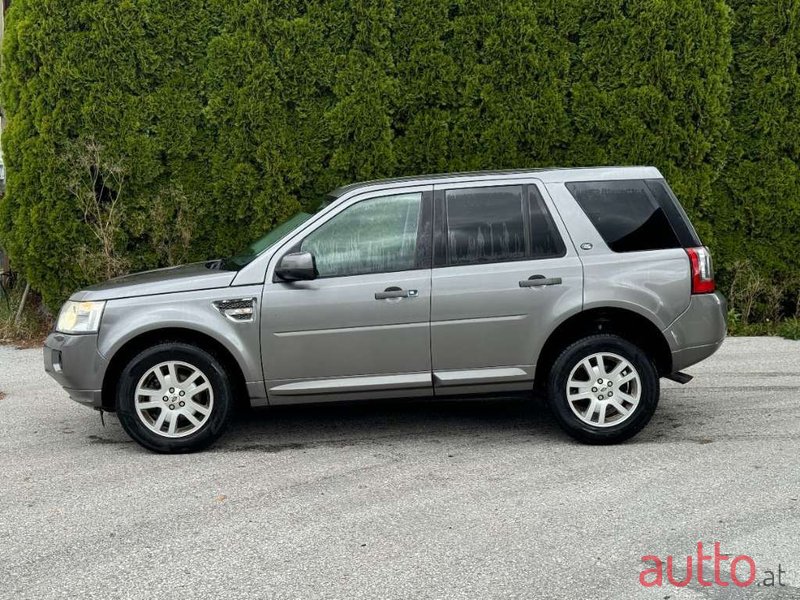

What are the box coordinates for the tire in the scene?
[116,342,234,453]
[546,334,659,444]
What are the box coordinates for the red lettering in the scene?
[640,556,663,587]
[713,542,730,587]
[697,542,713,587]
[666,555,693,587]
[731,555,756,587]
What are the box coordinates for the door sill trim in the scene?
[268,372,432,396]
[433,366,532,386]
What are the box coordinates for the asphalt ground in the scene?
[1,336,798,599]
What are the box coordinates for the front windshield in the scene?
[222,212,313,269]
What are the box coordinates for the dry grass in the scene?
[0,318,50,348]
[0,284,52,348]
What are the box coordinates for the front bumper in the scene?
[664,291,728,372]
[43,332,108,409]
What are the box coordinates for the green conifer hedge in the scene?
[1,0,797,317]
[716,0,800,297]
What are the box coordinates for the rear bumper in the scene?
[670,341,725,373]
[43,333,108,409]
[663,291,727,372]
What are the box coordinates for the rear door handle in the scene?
[375,287,417,300]
[519,276,562,288]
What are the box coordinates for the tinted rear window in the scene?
[643,179,702,247]
[566,180,684,252]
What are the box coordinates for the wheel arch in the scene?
[534,307,673,388]
[101,327,249,412]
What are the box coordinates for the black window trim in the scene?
[433,188,448,268]
[527,184,568,260]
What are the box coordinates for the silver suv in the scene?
[44,167,727,452]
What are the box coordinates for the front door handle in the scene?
[519,275,562,288]
[375,287,417,300]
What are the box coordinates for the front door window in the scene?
[301,192,423,278]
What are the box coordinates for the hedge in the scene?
[716,0,800,302]
[0,0,796,315]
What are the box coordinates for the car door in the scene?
[430,179,583,395]
[261,186,434,404]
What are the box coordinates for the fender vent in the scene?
[213,298,256,322]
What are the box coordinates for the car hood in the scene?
[70,261,237,302]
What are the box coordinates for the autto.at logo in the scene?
[639,542,788,588]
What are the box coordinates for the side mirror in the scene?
[275,251,318,281]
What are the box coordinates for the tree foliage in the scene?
[0,0,795,314]
[715,0,800,294]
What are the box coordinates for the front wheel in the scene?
[116,342,234,453]
[546,334,659,444]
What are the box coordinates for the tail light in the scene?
[685,247,715,294]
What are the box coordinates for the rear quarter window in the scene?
[566,180,686,253]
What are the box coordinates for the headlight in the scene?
[56,301,106,334]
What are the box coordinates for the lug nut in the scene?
[179,401,185,407]
[597,378,603,384]
[169,404,175,410]
[608,391,613,397]
[608,382,613,387]
[179,391,185,397]
[169,387,175,393]
[598,395,604,400]
[163,396,169,401]
[592,387,598,392]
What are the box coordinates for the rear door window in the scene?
[437,184,567,266]
[445,186,527,265]
[566,180,683,252]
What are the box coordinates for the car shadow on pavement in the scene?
[75,391,697,452]
[218,385,727,452]
[217,395,567,452]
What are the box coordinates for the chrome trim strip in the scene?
[268,373,432,396]
[433,367,531,386]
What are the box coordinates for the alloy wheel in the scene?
[565,352,641,428]
[134,360,215,438]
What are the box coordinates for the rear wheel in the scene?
[116,342,233,453]
[546,334,659,444]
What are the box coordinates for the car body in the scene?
[44,167,727,452]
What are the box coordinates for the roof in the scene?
[330,166,663,198]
